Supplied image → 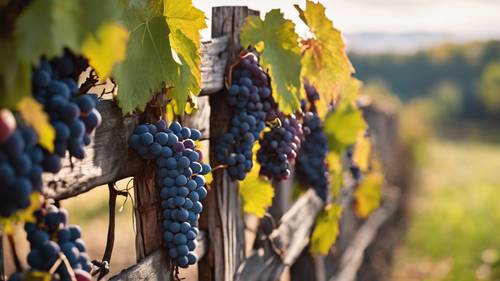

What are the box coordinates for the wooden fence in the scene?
[2,6,413,281]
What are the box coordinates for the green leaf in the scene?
[114,0,206,114]
[295,0,355,119]
[0,40,31,109]
[354,171,383,218]
[82,23,129,79]
[113,14,177,114]
[239,143,274,217]
[240,9,302,114]
[324,101,367,152]
[17,97,55,152]
[14,0,80,65]
[310,203,343,255]
[14,0,120,65]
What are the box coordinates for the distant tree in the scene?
[478,62,500,113]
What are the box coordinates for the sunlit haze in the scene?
[194,0,500,52]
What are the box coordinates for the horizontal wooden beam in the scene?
[109,231,207,281]
[235,189,324,281]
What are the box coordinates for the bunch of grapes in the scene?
[296,112,329,201]
[8,204,92,281]
[215,53,276,180]
[257,115,303,180]
[0,118,45,217]
[296,82,329,201]
[32,51,101,173]
[129,120,210,268]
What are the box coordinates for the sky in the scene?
[193,0,500,40]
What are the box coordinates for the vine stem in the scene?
[96,183,128,280]
[7,234,21,272]
[210,164,227,172]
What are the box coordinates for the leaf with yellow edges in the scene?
[310,203,343,255]
[354,171,383,218]
[25,270,52,281]
[239,143,274,217]
[82,23,129,79]
[17,97,55,152]
[295,0,355,118]
[353,133,372,172]
[0,193,41,233]
[241,9,302,114]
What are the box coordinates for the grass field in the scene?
[392,140,500,281]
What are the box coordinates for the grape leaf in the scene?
[113,14,178,114]
[240,9,302,114]
[310,203,343,255]
[14,0,80,65]
[17,97,55,152]
[324,101,367,152]
[354,171,383,218]
[82,23,129,79]
[295,0,355,118]
[0,40,31,109]
[353,133,372,172]
[164,0,206,114]
[114,0,205,114]
[239,143,274,217]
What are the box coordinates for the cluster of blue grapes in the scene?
[0,126,44,217]
[257,115,303,180]
[32,51,101,172]
[295,83,329,201]
[9,205,92,281]
[215,53,276,180]
[296,112,329,201]
[129,120,210,268]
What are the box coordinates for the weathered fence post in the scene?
[0,232,4,281]
[198,6,258,281]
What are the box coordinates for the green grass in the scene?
[393,140,500,281]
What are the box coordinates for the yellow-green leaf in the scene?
[17,97,55,152]
[327,151,343,197]
[164,0,206,114]
[354,172,383,218]
[311,203,343,255]
[324,101,367,152]
[241,10,302,114]
[295,0,354,119]
[82,23,129,79]
[239,143,274,217]
[353,133,372,172]
[0,193,41,233]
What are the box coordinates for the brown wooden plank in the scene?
[42,100,141,200]
[235,189,325,281]
[109,231,207,281]
[198,6,258,281]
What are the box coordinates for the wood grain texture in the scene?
[109,231,207,281]
[198,6,258,281]
[236,189,324,281]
